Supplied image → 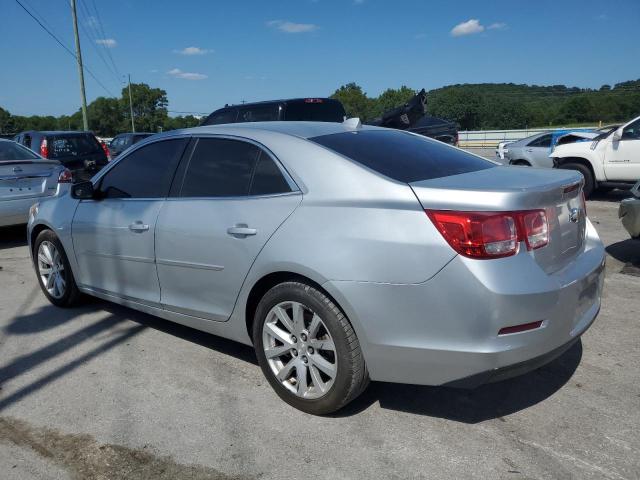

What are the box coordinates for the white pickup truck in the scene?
[552,115,640,197]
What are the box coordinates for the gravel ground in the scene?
[0,191,638,480]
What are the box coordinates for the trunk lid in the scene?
[410,166,586,274]
[0,160,61,200]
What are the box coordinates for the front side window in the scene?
[180,138,292,197]
[527,134,552,148]
[622,119,640,140]
[99,138,187,198]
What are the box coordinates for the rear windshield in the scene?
[310,130,494,183]
[48,134,102,158]
[0,141,40,161]
[284,100,346,122]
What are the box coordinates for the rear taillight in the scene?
[426,209,549,260]
[58,169,73,183]
[40,138,49,158]
[100,140,110,159]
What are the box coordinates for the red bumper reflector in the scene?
[498,320,543,336]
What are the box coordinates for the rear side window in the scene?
[99,138,187,198]
[238,104,280,122]
[310,130,494,183]
[180,138,260,197]
[201,109,238,125]
[48,135,102,158]
[285,100,345,122]
[250,153,291,195]
[527,134,552,148]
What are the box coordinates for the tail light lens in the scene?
[40,138,49,158]
[58,168,73,183]
[426,209,549,259]
[100,140,110,159]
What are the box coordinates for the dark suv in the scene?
[201,98,346,125]
[14,131,108,182]
[109,132,154,158]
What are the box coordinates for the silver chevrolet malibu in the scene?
[27,122,605,414]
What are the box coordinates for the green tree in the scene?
[122,83,168,133]
[330,83,375,120]
[87,97,122,136]
[372,86,416,118]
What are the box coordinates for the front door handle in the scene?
[227,224,257,238]
[129,221,149,232]
[525,148,533,152]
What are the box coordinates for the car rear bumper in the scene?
[323,219,605,387]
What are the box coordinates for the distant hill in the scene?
[426,80,640,130]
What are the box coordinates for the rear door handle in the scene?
[129,221,149,232]
[227,224,257,238]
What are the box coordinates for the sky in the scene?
[1,0,639,117]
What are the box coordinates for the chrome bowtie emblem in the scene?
[569,208,580,223]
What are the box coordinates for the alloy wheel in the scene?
[262,301,337,399]
[37,241,66,299]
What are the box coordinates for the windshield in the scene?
[0,141,40,161]
[48,135,102,159]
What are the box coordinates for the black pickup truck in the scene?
[201,90,458,145]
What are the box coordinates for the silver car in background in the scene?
[0,139,71,227]
[27,122,605,414]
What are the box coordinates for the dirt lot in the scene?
[0,191,638,480]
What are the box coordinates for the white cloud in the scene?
[487,22,507,30]
[96,38,117,48]
[174,46,212,55]
[267,20,319,33]
[450,19,484,37]
[167,68,207,80]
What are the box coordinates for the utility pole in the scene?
[70,0,88,130]
[128,74,135,132]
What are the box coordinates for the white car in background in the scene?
[495,141,514,161]
[0,139,71,227]
[552,115,640,197]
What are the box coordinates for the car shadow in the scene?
[0,225,28,250]
[606,239,640,268]
[332,341,583,423]
[589,188,634,203]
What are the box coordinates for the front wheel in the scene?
[559,162,594,198]
[253,281,369,415]
[34,230,82,307]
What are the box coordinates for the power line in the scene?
[89,0,122,79]
[14,0,115,96]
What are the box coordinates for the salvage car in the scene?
[619,180,640,239]
[552,115,640,197]
[506,129,595,167]
[28,121,605,414]
[0,139,71,227]
[14,130,109,182]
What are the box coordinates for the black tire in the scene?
[511,160,531,166]
[559,162,595,198]
[33,229,82,307]
[253,281,369,415]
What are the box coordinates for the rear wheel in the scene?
[34,230,82,307]
[559,162,594,198]
[253,281,368,415]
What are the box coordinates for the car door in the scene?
[72,137,188,305]
[523,134,553,167]
[155,136,302,321]
[604,118,640,181]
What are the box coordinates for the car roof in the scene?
[155,121,379,141]
[18,130,96,136]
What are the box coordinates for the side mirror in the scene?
[71,181,96,200]
[612,127,624,141]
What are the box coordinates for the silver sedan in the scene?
[27,122,605,414]
[1,139,71,227]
